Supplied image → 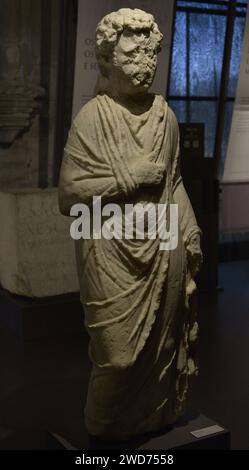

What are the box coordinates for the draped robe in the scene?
[59,93,201,439]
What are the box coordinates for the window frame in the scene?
[167,0,247,173]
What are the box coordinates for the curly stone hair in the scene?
[95,8,163,77]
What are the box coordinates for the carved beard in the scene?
[113,44,157,88]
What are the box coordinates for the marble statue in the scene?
[58,8,202,441]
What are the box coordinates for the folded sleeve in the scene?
[58,121,123,216]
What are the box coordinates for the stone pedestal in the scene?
[0,412,230,450]
[85,412,230,450]
[138,413,230,450]
[0,188,79,298]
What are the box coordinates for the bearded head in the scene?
[95,9,163,95]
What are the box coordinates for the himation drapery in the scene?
[59,94,201,439]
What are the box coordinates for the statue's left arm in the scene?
[169,107,203,277]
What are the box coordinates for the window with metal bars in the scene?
[167,0,247,173]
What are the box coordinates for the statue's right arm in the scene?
[58,161,121,216]
[58,123,122,216]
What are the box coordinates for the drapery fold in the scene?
[59,93,201,438]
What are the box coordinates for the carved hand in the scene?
[131,154,165,187]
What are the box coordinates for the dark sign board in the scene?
[179,123,205,158]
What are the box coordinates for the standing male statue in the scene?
[59,8,202,441]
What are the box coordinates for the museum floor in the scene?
[0,260,248,450]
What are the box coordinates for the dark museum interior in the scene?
[0,0,249,453]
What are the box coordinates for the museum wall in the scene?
[0,0,63,189]
[0,0,42,188]
[221,184,249,233]
[0,1,79,301]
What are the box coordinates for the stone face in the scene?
[0,188,79,297]
[59,8,202,440]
